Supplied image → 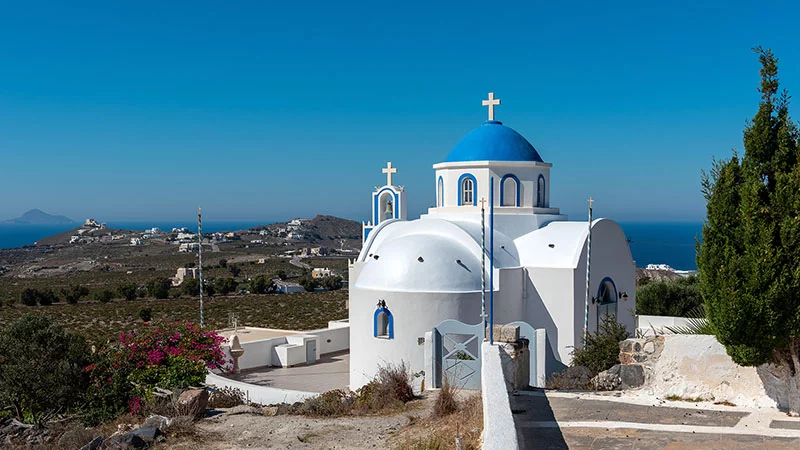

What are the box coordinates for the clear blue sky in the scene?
[2,1,799,224]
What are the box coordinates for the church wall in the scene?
[492,267,525,324]
[433,164,552,210]
[572,220,637,356]
[525,266,576,368]
[348,286,482,389]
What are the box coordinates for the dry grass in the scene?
[208,386,245,409]
[433,375,459,418]
[393,394,483,450]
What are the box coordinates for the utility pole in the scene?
[584,198,594,340]
[198,207,204,328]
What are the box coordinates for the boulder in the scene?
[129,427,162,445]
[142,415,170,431]
[553,365,593,389]
[225,404,261,416]
[618,364,645,389]
[79,436,104,450]
[592,364,645,391]
[177,389,209,418]
[105,432,148,449]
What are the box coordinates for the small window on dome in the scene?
[437,177,444,207]
[462,178,474,206]
[537,175,546,207]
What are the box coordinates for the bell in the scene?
[384,199,393,218]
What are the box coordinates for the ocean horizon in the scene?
[0,220,703,271]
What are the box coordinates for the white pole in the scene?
[198,207,204,328]
[584,198,594,339]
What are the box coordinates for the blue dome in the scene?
[444,121,543,163]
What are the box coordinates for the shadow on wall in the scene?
[526,278,567,381]
[758,363,791,413]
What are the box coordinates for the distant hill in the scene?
[1,209,75,225]
[305,215,361,241]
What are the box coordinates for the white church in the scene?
[348,93,636,389]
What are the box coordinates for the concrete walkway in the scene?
[229,351,349,393]
[512,391,800,449]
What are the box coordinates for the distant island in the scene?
[0,209,75,225]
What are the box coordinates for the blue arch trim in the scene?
[536,174,546,207]
[457,173,478,206]
[596,277,617,305]
[437,176,444,207]
[499,174,521,207]
[373,307,394,339]
[373,187,399,223]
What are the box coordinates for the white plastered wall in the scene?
[348,286,481,389]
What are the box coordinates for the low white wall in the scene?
[481,342,519,450]
[308,326,350,356]
[221,337,289,371]
[637,315,707,337]
[639,335,779,409]
[206,372,317,405]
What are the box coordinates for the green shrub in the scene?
[62,284,90,304]
[213,278,237,296]
[117,282,138,301]
[636,275,701,317]
[250,274,274,294]
[298,275,318,292]
[93,289,115,303]
[321,276,343,291]
[228,265,241,277]
[145,277,171,299]
[138,307,153,322]
[180,278,200,296]
[37,289,58,306]
[0,314,91,423]
[19,288,39,306]
[570,315,630,377]
[218,259,227,268]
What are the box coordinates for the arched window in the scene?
[379,192,394,221]
[373,303,394,339]
[537,175,546,207]
[500,174,520,207]
[462,178,474,205]
[437,176,444,207]
[595,277,618,324]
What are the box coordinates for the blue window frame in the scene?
[536,174,546,207]
[373,307,394,339]
[500,174,520,207]
[457,173,477,206]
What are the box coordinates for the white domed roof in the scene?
[355,233,482,292]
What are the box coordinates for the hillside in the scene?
[305,215,361,240]
[1,209,74,225]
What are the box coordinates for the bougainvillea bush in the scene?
[86,321,229,423]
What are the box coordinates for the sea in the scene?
[0,221,704,271]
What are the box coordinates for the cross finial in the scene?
[382,162,397,186]
[479,197,487,210]
[482,92,501,121]
[588,197,594,208]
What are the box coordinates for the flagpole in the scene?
[489,178,495,345]
[584,198,594,339]
[198,207,205,328]
[480,198,487,336]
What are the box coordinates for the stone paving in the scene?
[512,391,800,449]
[229,351,350,393]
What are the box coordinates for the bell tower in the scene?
[363,162,407,242]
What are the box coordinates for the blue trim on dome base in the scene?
[445,121,543,163]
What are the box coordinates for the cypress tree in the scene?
[698,47,800,413]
